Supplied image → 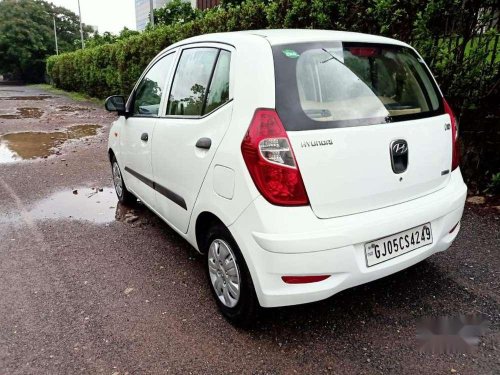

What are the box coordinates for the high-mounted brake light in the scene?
[443,98,460,171]
[348,47,379,57]
[241,109,309,206]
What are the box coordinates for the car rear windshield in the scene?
[272,42,444,131]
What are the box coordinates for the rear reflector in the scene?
[282,275,330,284]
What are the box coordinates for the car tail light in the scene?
[443,98,460,171]
[282,275,330,284]
[241,109,309,206]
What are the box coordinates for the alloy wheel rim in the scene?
[112,162,123,198]
[208,239,241,308]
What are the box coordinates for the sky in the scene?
[48,0,136,34]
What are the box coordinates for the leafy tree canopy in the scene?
[85,28,140,49]
[0,0,93,81]
[152,0,201,27]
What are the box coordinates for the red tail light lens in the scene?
[241,109,309,206]
[443,98,460,171]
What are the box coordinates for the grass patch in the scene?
[28,84,103,105]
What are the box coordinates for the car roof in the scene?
[165,29,410,51]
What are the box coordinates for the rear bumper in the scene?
[229,169,467,308]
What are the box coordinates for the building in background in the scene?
[191,0,219,10]
[135,0,168,31]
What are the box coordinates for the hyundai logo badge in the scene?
[392,140,408,155]
[390,139,409,174]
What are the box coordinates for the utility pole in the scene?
[149,0,155,28]
[77,0,84,49]
[44,10,59,55]
[53,15,59,55]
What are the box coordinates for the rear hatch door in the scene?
[273,41,452,218]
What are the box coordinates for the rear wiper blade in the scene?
[321,48,345,65]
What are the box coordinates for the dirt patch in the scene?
[19,107,44,118]
[66,124,101,138]
[57,105,93,112]
[114,201,157,227]
[465,195,500,217]
[0,124,102,163]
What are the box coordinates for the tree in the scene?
[0,0,93,82]
[85,28,140,49]
[46,2,94,52]
[152,0,201,27]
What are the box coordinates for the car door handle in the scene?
[195,137,211,150]
[141,133,148,142]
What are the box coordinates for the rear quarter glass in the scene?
[272,42,444,131]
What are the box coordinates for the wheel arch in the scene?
[108,148,116,162]
[195,211,227,254]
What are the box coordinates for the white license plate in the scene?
[364,223,433,267]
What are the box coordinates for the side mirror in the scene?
[105,95,126,115]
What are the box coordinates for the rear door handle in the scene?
[195,137,211,150]
[141,133,148,142]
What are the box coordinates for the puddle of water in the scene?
[0,131,67,161]
[0,107,44,119]
[66,124,101,138]
[0,187,154,225]
[0,95,52,100]
[0,124,101,163]
[0,114,21,119]
[30,188,118,223]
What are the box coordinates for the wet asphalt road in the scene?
[0,85,499,374]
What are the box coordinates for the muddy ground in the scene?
[0,85,498,375]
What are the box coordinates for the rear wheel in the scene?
[111,156,136,205]
[205,223,258,326]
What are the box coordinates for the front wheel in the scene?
[111,156,136,205]
[205,224,258,326]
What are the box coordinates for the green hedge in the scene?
[46,0,435,98]
[48,26,182,98]
[46,0,498,110]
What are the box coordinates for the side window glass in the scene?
[167,48,218,116]
[133,53,175,117]
[204,50,231,115]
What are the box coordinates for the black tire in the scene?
[204,223,259,327]
[111,156,136,205]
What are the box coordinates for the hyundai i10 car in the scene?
[105,30,467,325]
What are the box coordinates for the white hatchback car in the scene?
[106,30,467,325]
